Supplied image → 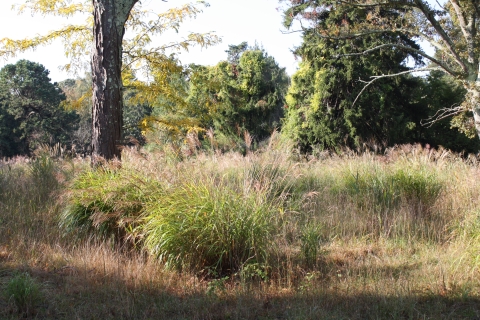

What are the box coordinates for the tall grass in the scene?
[61,144,475,269]
[2,142,480,318]
[325,158,445,240]
[61,167,160,244]
[141,179,278,273]
[62,151,292,274]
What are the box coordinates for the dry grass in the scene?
[1,142,480,319]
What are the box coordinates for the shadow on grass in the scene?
[1,261,479,320]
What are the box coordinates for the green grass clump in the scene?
[61,167,161,243]
[339,164,442,213]
[61,157,286,275]
[392,167,443,214]
[4,273,43,315]
[141,180,279,274]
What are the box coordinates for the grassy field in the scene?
[1,140,480,319]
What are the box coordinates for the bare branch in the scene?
[450,0,469,32]
[413,0,467,73]
[352,66,444,107]
[335,43,460,76]
[340,0,469,71]
[435,0,447,11]
[421,105,465,127]
[280,29,305,34]
[339,0,418,8]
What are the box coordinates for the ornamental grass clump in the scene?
[141,179,279,274]
[61,167,160,244]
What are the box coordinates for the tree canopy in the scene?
[281,3,424,150]
[0,60,78,157]
[280,0,480,145]
[186,45,289,144]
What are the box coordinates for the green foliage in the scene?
[4,273,43,314]
[300,222,323,267]
[141,180,277,274]
[322,159,445,240]
[185,45,289,145]
[206,276,229,296]
[0,60,78,157]
[123,90,153,145]
[30,153,59,201]
[60,75,154,153]
[283,3,479,152]
[225,41,248,64]
[338,164,443,215]
[61,151,289,275]
[418,72,480,153]
[281,1,480,152]
[282,6,428,152]
[58,77,92,155]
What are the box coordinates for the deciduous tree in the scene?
[1,0,219,162]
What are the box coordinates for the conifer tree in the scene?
[282,5,426,151]
[281,0,480,145]
[185,46,289,143]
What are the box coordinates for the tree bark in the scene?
[91,0,138,163]
[467,83,480,141]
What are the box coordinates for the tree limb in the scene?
[335,43,461,76]
[352,66,444,107]
[421,104,465,127]
[413,0,468,73]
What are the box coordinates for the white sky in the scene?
[0,0,302,82]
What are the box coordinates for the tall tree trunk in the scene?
[468,83,480,141]
[91,0,138,163]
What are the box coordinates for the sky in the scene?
[0,0,302,82]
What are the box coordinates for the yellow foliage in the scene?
[140,115,201,137]
[16,0,91,16]
[61,89,91,111]
[1,0,220,75]
[0,0,222,137]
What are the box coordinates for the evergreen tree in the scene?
[187,45,289,143]
[282,6,427,152]
[0,60,78,157]
[418,72,480,153]
[280,0,480,145]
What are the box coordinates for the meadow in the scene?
[1,138,480,319]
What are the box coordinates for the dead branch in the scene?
[421,104,465,127]
[352,66,443,107]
